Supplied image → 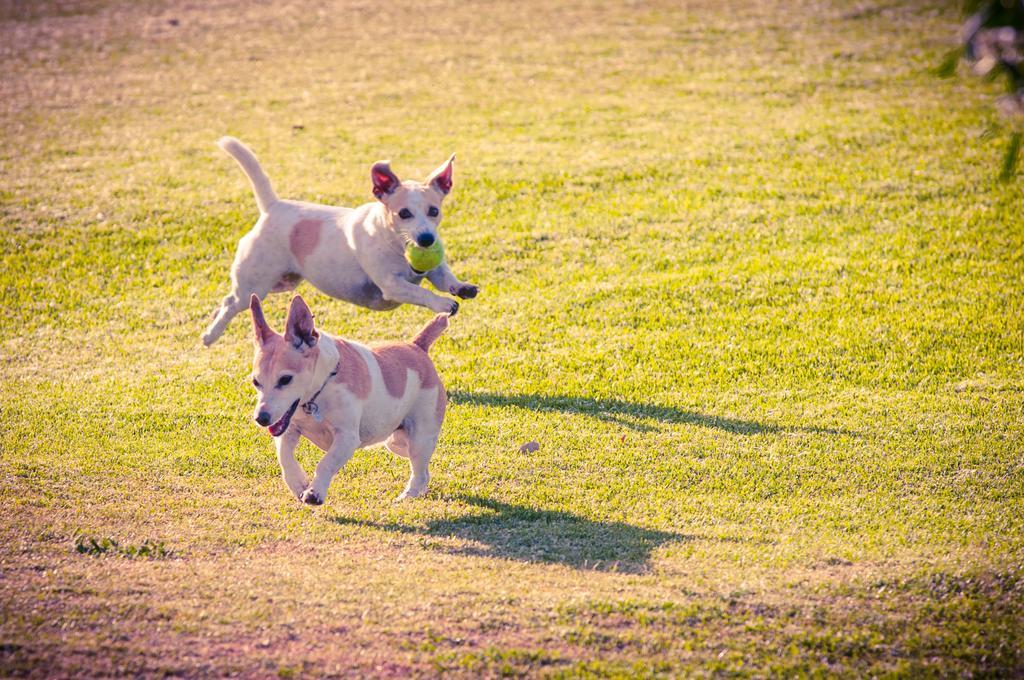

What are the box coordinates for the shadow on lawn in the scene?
[332,495,761,573]
[449,390,854,436]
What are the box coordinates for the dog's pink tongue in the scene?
[267,401,297,437]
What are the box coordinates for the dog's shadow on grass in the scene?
[449,390,854,436]
[332,495,758,573]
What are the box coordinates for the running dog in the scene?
[249,294,448,504]
[203,138,477,346]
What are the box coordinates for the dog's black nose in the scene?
[416,233,435,248]
[255,411,271,426]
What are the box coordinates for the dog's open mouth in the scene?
[268,400,300,437]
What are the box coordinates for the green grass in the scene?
[2,0,1023,675]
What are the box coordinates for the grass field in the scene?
[2,0,1023,676]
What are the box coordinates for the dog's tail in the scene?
[411,314,450,353]
[217,136,278,213]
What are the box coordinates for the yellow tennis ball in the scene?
[405,239,445,273]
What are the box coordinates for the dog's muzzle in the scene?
[267,400,300,437]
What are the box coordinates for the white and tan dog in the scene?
[249,293,449,504]
[203,137,477,346]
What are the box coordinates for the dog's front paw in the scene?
[453,283,478,300]
[287,480,308,500]
[432,298,459,315]
[300,488,324,506]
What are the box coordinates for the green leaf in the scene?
[1000,131,1021,181]
[935,48,961,78]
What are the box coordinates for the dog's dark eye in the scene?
[427,206,439,217]
[398,208,413,220]
[252,377,261,388]
[276,375,293,388]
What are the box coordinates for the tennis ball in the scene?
[405,239,445,273]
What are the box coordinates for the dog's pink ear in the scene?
[284,295,319,349]
[371,161,401,200]
[427,154,455,195]
[250,295,274,345]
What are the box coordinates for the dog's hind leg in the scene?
[396,408,441,501]
[202,232,287,345]
[384,427,411,458]
[202,274,273,346]
[397,434,437,500]
[203,293,242,346]
[203,290,255,345]
[202,217,294,345]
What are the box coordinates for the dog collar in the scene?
[301,362,339,423]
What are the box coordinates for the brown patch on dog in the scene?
[371,343,440,395]
[255,335,311,379]
[289,219,322,266]
[374,346,409,398]
[334,340,370,399]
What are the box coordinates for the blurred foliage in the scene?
[946,0,1024,179]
